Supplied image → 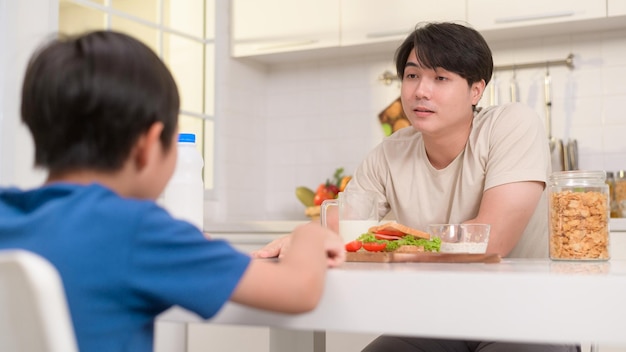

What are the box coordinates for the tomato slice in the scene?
[375,233,404,241]
[345,240,362,252]
[362,242,387,252]
[375,229,405,237]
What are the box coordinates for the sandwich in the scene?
[345,222,441,253]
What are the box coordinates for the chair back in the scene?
[0,249,78,352]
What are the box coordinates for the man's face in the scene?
[400,50,484,138]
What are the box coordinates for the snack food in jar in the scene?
[606,171,620,218]
[548,170,610,261]
[615,170,626,217]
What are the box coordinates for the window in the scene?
[59,0,216,193]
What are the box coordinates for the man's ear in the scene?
[471,79,487,106]
[133,122,165,171]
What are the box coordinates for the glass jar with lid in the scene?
[548,170,610,261]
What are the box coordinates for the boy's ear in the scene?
[133,122,165,170]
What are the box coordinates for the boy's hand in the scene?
[251,236,291,259]
[323,231,345,267]
[251,223,345,267]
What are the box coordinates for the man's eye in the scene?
[436,76,447,81]
[405,73,417,79]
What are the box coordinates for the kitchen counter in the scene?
[204,221,308,252]
[204,220,307,234]
[205,218,626,233]
[611,218,626,232]
[204,219,626,255]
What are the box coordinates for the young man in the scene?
[255,22,578,351]
[0,31,344,352]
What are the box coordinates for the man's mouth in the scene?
[413,106,434,113]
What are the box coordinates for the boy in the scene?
[0,30,344,351]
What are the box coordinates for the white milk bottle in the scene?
[162,133,204,230]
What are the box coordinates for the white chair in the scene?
[0,249,78,352]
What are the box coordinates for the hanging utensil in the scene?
[560,140,569,171]
[510,68,519,103]
[559,139,572,171]
[567,139,579,170]
[544,66,556,152]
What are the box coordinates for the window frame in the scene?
[58,0,216,199]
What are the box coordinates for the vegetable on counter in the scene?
[296,167,354,213]
[345,240,363,252]
[295,186,316,207]
[313,182,339,206]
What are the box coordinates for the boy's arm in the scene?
[230,222,344,314]
[252,207,339,259]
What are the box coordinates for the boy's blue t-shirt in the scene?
[0,183,251,352]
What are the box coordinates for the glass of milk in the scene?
[320,190,379,243]
[427,224,491,254]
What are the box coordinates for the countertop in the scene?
[205,218,626,233]
[611,218,626,231]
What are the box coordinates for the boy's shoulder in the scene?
[1,182,151,217]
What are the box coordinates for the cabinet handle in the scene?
[366,30,409,39]
[495,11,575,24]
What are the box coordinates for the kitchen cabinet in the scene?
[230,0,626,63]
[467,0,606,32]
[340,0,466,47]
[231,0,339,57]
[608,0,626,17]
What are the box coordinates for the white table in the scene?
[157,259,626,351]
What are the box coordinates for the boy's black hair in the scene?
[21,30,179,174]
[395,22,494,86]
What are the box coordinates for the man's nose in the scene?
[412,79,432,99]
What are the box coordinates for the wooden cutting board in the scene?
[346,251,501,264]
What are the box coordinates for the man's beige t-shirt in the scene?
[348,102,551,258]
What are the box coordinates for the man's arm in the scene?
[467,181,545,256]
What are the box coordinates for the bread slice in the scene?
[395,245,425,253]
[368,222,430,240]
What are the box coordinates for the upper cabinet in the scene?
[608,0,626,17]
[340,0,466,47]
[231,0,625,62]
[467,0,606,31]
[231,0,340,57]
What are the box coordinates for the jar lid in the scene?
[549,170,606,184]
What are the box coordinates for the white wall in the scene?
[0,0,56,188]
[212,25,626,222]
[3,1,625,222]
